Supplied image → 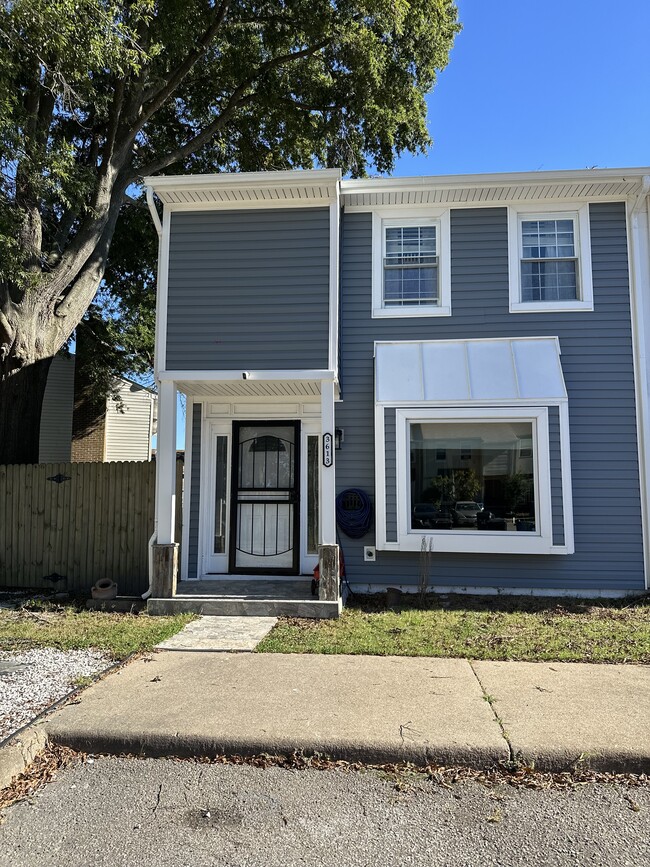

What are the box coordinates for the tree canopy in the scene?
[0,0,460,462]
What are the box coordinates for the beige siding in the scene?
[104,381,155,462]
[39,355,74,462]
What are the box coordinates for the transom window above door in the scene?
[372,210,451,318]
[508,204,594,313]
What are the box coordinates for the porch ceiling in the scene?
[176,379,323,398]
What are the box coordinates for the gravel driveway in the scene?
[0,648,110,742]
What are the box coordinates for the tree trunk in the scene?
[0,358,53,464]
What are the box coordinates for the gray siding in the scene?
[335,203,644,593]
[39,355,74,463]
[187,403,202,579]
[166,208,330,370]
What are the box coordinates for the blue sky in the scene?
[392,0,650,177]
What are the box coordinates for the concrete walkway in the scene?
[44,653,650,773]
[155,616,277,652]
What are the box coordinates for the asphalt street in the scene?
[1,757,648,866]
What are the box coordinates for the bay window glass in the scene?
[409,421,536,532]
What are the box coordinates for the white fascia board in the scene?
[341,166,650,195]
[158,369,337,382]
[144,168,341,195]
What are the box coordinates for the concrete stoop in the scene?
[147,596,341,618]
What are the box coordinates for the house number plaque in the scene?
[322,433,333,467]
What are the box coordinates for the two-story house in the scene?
[143,167,650,617]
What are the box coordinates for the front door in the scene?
[229,421,300,574]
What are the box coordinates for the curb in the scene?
[43,728,650,775]
[0,725,48,791]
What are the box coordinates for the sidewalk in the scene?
[43,652,650,773]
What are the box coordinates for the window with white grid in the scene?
[520,217,578,302]
[383,225,438,306]
[508,204,594,313]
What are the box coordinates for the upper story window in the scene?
[372,210,451,318]
[508,204,593,313]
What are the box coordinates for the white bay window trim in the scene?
[372,208,451,318]
[508,202,594,313]
[393,406,556,555]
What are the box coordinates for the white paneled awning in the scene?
[375,337,567,403]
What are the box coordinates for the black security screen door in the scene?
[229,421,300,574]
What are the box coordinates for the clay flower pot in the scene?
[91,578,118,600]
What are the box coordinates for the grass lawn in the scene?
[0,600,193,659]
[257,593,650,664]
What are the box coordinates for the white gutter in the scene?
[627,175,650,590]
[146,185,163,237]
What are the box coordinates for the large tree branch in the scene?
[136,91,255,177]
[137,38,332,177]
[134,0,231,133]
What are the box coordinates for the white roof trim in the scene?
[144,169,341,207]
[375,337,567,404]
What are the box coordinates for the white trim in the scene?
[320,379,337,545]
[626,180,650,589]
[180,399,193,581]
[155,380,178,545]
[328,195,340,375]
[301,422,322,574]
[558,401,576,555]
[144,168,341,191]
[154,209,171,376]
[374,403,387,549]
[390,406,560,555]
[345,196,634,213]
[507,203,594,313]
[201,420,231,575]
[158,369,336,382]
[341,166,650,194]
[371,209,451,318]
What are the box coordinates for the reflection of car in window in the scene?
[412,503,453,529]
[451,501,481,526]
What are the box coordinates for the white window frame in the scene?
[394,406,555,554]
[508,203,594,313]
[372,208,451,318]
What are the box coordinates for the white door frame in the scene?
[197,402,321,578]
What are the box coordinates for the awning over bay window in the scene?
[375,337,567,404]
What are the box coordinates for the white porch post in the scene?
[156,379,178,545]
[320,379,337,545]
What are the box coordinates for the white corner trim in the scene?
[180,400,193,581]
[328,195,340,375]
[154,209,171,377]
[374,403,387,549]
[507,203,594,313]
[558,401,575,555]
[371,209,452,319]
[627,180,650,588]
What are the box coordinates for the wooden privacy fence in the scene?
[0,461,183,597]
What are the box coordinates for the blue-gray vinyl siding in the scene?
[166,208,330,370]
[187,403,202,580]
[335,202,644,593]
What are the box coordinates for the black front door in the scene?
[229,421,300,574]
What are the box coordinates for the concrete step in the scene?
[147,596,341,619]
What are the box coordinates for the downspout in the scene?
[143,185,163,599]
[626,175,650,591]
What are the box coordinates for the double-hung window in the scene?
[508,204,593,312]
[372,211,451,317]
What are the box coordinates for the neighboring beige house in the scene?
[39,354,157,463]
